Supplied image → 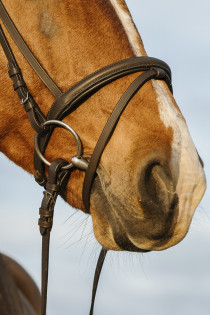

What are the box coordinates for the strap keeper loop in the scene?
[38,219,52,229]
[39,208,53,218]
[8,66,21,77]
[151,67,166,79]
[13,79,26,90]
[23,99,37,112]
[46,182,60,192]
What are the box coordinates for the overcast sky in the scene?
[0,1,210,315]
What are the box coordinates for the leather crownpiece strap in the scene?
[0,24,46,133]
[0,0,62,99]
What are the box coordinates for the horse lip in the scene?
[91,164,177,252]
[113,233,151,253]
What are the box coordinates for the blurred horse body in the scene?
[0,253,40,314]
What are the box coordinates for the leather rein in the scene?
[0,1,173,314]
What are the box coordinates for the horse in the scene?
[0,0,206,314]
[0,253,41,315]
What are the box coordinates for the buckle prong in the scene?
[20,91,29,104]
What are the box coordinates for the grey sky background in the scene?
[0,1,210,314]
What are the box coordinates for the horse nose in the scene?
[138,161,178,215]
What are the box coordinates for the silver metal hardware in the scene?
[71,156,89,171]
[20,91,29,104]
[34,120,83,170]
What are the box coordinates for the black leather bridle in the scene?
[0,1,173,314]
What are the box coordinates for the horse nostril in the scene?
[137,159,179,243]
[140,163,177,215]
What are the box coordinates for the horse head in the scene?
[0,0,206,254]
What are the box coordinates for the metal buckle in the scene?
[34,120,88,170]
[20,91,29,104]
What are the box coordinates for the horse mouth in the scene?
[90,166,179,252]
[110,226,151,253]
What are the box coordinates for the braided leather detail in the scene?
[38,192,56,233]
[38,160,69,236]
[37,159,70,315]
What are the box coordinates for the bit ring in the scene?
[34,120,83,170]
